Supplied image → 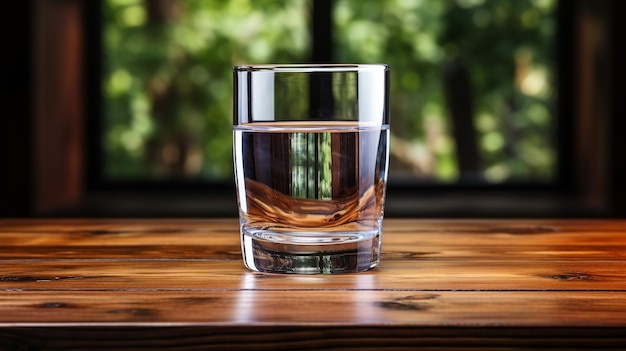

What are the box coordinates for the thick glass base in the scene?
[241,228,381,274]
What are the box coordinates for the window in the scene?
[91,0,565,216]
[101,0,309,181]
[334,0,557,185]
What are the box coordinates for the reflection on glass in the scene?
[291,132,333,200]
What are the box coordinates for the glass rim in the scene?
[233,63,389,73]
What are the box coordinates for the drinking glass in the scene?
[233,64,390,274]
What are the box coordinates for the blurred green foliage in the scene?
[104,0,557,183]
[335,0,557,182]
[104,0,308,179]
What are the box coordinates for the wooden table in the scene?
[1,218,625,350]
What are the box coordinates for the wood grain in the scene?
[1,218,626,349]
[0,260,625,290]
[2,290,626,326]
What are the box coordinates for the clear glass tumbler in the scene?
[233,64,390,274]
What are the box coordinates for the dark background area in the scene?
[1,0,624,218]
